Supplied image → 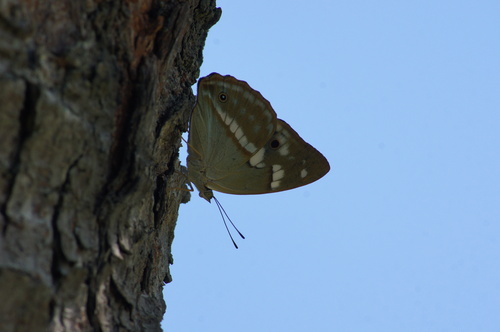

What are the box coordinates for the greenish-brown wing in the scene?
[187,73,277,192]
[205,119,330,195]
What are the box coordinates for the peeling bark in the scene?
[0,0,220,331]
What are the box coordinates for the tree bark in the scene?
[0,0,220,331]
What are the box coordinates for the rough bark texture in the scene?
[0,0,220,331]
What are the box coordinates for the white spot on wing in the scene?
[249,148,265,167]
[279,143,290,156]
[272,165,285,182]
[271,165,285,189]
[234,127,243,140]
[230,122,238,133]
[245,142,257,154]
[215,108,255,154]
[239,135,248,147]
[300,169,308,178]
[215,106,226,122]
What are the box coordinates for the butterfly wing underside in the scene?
[188,74,277,196]
[207,119,330,194]
[188,73,330,198]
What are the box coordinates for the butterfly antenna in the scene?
[213,196,245,249]
[214,197,245,239]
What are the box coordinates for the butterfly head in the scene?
[198,187,214,202]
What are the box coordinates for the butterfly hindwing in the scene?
[205,119,330,194]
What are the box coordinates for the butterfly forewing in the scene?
[188,74,277,192]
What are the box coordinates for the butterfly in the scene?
[187,73,330,202]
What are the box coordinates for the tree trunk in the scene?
[0,0,220,331]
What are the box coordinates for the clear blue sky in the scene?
[163,1,500,331]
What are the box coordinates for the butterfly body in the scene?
[187,73,330,202]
